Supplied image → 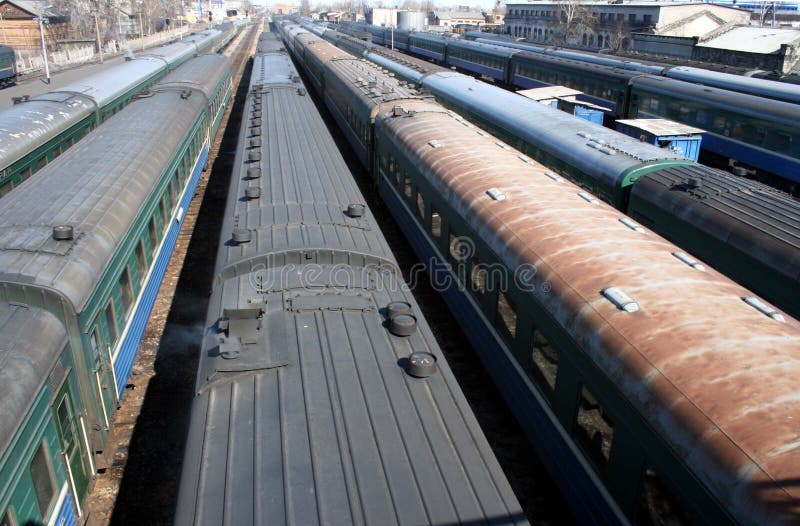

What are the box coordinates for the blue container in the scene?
[615,118,704,161]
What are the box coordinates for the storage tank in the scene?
[397,10,426,30]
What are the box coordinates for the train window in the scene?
[470,257,487,295]
[636,467,692,525]
[416,192,426,220]
[496,290,517,339]
[1,508,17,526]
[0,181,12,197]
[170,177,179,208]
[404,176,413,199]
[37,157,47,170]
[431,210,442,238]
[713,116,726,131]
[105,300,118,347]
[388,155,395,176]
[648,98,660,112]
[160,198,169,231]
[29,441,56,518]
[53,146,62,157]
[119,268,133,315]
[67,138,75,147]
[135,241,147,281]
[753,127,766,144]
[575,385,614,468]
[90,328,101,368]
[530,329,558,399]
[775,132,792,153]
[149,217,158,251]
[695,110,708,125]
[448,230,467,264]
[56,394,77,457]
[731,122,744,139]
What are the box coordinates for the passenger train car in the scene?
[304,21,800,322]
[0,45,16,87]
[280,22,800,524]
[333,21,800,190]
[174,31,526,526]
[0,54,232,526]
[0,24,237,198]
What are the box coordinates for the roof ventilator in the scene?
[602,287,639,313]
[392,105,404,117]
[544,171,562,182]
[518,155,531,164]
[248,150,261,162]
[406,352,437,378]
[247,167,261,179]
[486,188,507,201]
[180,90,192,99]
[687,176,702,189]
[347,203,365,217]
[52,225,74,241]
[672,252,705,271]
[495,141,509,150]
[619,218,644,233]
[232,228,252,244]
[252,117,262,127]
[386,301,417,336]
[250,137,262,148]
[428,140,442,148]
[245,186,261,200]
[742,297,785,323]
[578,192,600,205]
[577,131,591,139]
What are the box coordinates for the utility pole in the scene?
[94,12,104,63]
[36,6,53,84]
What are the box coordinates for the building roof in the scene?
[518,85,583,101]
[1,0,62,16]
[616,118,705,135]
[435,10,485,20]
[697,26,800,53]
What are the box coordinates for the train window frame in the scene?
[0,507,17,526]
[495,289,518,340]
[135,240,147,282]
[636,466,693,525]
[416,190,426,221]
[574,384,615,470]
[119,267,134,315]
[29,440,57,520]
[530,328,559,401]
[105,300,118,348]
[160,197,169,232]
[431,208,442,239]
[148,217,158,252]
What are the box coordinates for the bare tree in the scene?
[555,0,594,46]
[301,0,311,16]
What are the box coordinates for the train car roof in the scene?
[0,94,94,171]
[153,54,231,97]
[214,49,397,284]
[448,38,518,58]
[666,66,800,105]
[324,57,424,111]
[423,72,689,189]
[177,266,525,526]
[512,50,643,82]
[0,302,67,456]
[177,38,524,524]
[632,165,800,283]
[0,65,210,311]
[375,100,800,523]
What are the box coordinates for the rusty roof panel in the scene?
[375,99,800,524]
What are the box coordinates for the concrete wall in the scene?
[633,33,696,57]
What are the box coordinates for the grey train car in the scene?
[174,32,526,526]
[279,22,800,524]
[0,54,232,526]
[0,27,236,198]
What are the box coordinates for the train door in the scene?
[89,327,116,431]
[54,382,90,510]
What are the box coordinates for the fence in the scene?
[15,26,191,75]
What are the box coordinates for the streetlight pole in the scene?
[36,6,53,84]
[94,12,104,63]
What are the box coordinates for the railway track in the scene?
[85,21,260,525]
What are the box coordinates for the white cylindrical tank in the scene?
[397,11,427,30]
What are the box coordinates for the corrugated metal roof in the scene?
[0,56,228,311]
[518,85,583,101]
[697,26,800,53]
[616,118,705,135]
[0,302,67,455]
[176,33,525,526]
